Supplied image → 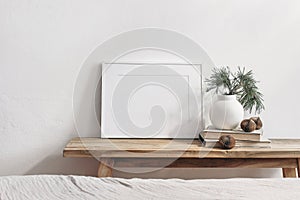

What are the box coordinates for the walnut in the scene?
[218,135,236,149]
[250,117,263,130]
[240,119,257,132]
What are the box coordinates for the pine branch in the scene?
[206,67,265,114]
[205,67,232,95]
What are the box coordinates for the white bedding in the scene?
[0,175,299,200]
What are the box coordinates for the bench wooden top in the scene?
[63,137,300,159]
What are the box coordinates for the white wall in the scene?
[0,0,300,178]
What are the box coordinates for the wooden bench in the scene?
[63,138,300,178]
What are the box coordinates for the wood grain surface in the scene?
[64,138,300,158]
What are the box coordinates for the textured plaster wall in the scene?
[0,0,300,178]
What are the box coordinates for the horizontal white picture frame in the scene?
[101,62,203,138]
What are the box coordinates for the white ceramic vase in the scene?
[210,95,244,130]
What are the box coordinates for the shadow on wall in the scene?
[26,153,281,179]
[25,156,99,176]
[23,137,281,179]
[24,132,99,176]
[113,168,281,179]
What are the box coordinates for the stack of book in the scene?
[201,126,271,148]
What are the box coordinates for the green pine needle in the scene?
[205,67,265,114]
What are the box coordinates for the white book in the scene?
[202,126,263,141]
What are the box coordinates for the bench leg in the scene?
[297,159,300,178]
[98,158,114,177]
[282,168,297,178]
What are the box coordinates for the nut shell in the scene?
[250,117,263,130]
[218,135,236,149]
[240,119,256,132]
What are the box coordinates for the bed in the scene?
[0,175,300,200]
